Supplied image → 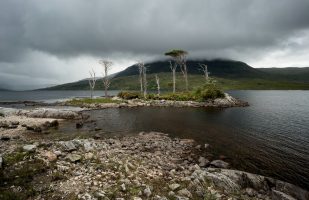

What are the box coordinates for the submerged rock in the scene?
[210,160,229,168]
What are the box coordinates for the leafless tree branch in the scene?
[88,68,96,99]
[99,60,113,97]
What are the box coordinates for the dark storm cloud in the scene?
[1,0,309,90]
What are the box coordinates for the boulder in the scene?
[59,141,77,152]
[25,125,42,133]
[43,120,59,128]
[204,169,309,200]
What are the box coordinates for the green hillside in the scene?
[42,59,309,91]
[115,59,265,78]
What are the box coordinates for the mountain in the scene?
[42,59,309,90]
[259,67,309,82]
[0,88,10,91]
[115,59,266,78]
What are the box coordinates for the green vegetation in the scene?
[44,71,309,91]
[118,81,225,101]
[66,97,122,106]
[0,151,49,200]
[118,91,141,99]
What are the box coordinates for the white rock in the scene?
[169,183,181,191]
[23,144,37,152]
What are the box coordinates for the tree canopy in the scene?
[164,49,188,58]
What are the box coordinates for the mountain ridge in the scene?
[40,59,309,91]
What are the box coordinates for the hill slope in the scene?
[42,59,309,91]
[115,59,265,78]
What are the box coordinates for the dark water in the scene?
[1,90,308,189]
[0,90,120,103]
[59,90,309,190]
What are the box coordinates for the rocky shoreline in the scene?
[0,129,308,200]
[1,103,308,199]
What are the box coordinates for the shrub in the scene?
[118,91,141,100]
[194,83,225,100]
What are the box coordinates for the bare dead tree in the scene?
[165,49,188,91]
[169,61,177,93]
[137,62,147,98]
[143,64,147,98]
[155,74,160,96]
[88,69,96,99]
[179,53,189,91]
[99,60,113,97]
[137,62,144,94]
[199,63,209,81]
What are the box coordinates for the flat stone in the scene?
[23,144,37,152]
[59,141,77,151]
[169,183,181,191]
[66,153,82,162]
[210,160,229,168]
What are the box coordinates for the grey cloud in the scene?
[0,0,309,89]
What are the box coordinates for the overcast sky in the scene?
[1,0,309,90]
